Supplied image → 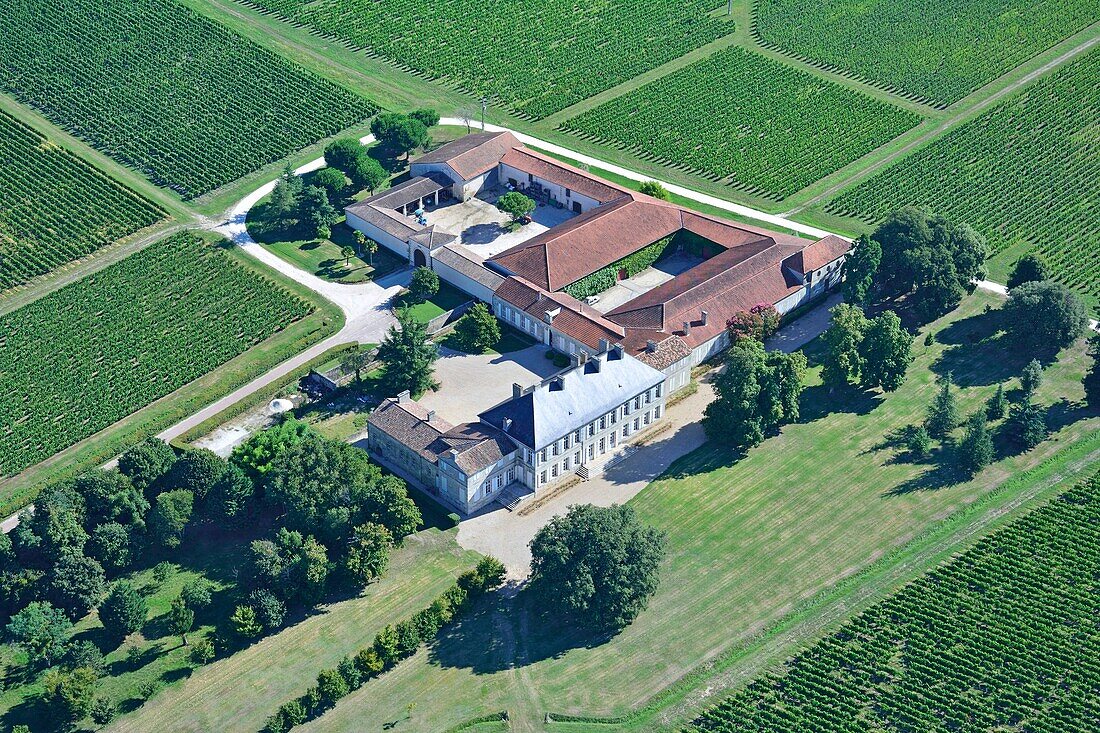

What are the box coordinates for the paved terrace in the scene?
[425,188,576,259]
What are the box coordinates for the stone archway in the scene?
[413,249,427,267]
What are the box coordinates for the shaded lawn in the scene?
[439,322,537,355]
[396,282,471,324]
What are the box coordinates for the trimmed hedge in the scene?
[562,234,675,300]
[263,556,506,732]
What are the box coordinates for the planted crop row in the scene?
[685,470,1100,733]
[561,47,922,200]
[0,233,311,478]
[828,51,1099,296]
[754,0,1098,107]
[0,111,165,291]
[0,0,376,199]
[236,0,731,120]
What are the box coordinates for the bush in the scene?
[638,180,669,200]
[906,425,932,459]
[249,589,287,631]
[138,679,161,700]
[91,696,116,725]
[447,512,461,527]
[181,577,216,613]
[99,580,148,644]
[190,638,215,665]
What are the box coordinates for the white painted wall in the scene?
[499,163,601,213]
[345,211,410,261]
[433,257,496,303]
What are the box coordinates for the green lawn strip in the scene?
[397,282,471,324]
[265,291,1097,729]
[105,529,479,733]
[0,238,343,519]
[438,323,537,355]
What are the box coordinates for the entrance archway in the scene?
[413,249,427,267]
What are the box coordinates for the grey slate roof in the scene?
[433,244,505,292]
[478,348,664,450]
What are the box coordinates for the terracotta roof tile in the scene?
[500,147,629,203]
[412,131,519,181]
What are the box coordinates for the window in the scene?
[634,418,640,431]
[644,411,651,425]
[528,173,534,183]
[540,449,547,462]
[645,389,652,404]
[622,426,629,438]
[656,383,663,398]
[588,444,594,460]
[599,416,606,430]
[552,442,559,457]
[634,396,641,410]
[588,423,595,437]
[575,430,582,443]
[565,187,571,197]
[599,437,606,454]
[506,468,515,483]
[551,463,559,478]
[564,456,571,471]
[492,476,499,490]
[574,451,581,464]
[654,405,662,419]
[540,471,547,485]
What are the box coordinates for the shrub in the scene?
[138,679,161,700]
[316,667,350,708]
[181,577,216,612]
[249,589,287,631]
[190,638,215,665]
[447,512,461,527]
[905,426,932,459]
[231,604,264,640]
[638,180,669,200]
[354,647,385,677]
[90,696,116,725]
[99,580,148,644]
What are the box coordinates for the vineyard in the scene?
[234,0,731,119]
[0,0,375,199]
[828,50,1099,297]
[0,233,311,478]
[561,47,922,200]
[686,470,1100,733]
[0,111,165,291]
[754,0,1099,107]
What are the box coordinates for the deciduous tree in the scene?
[164,449,227,504]
[231,417,312,481]
[117,438,177,494]
[454,303,501,353]
[42,665,97,725]
[496,191,536,222]
[344,522,392,586]
[821,303,869,388]
[1007,253,1049,289]
[858,311,913,392]
[841,234,882,306]
[1002,280,1087,356]
[148,490,194,550]
[408,266,440,303]
[5,601,71,666]
[49,554,106,619]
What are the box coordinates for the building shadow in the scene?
[462,222,507,244]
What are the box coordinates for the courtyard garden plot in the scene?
[233,0,732,119]
[0,111,166,292]
[0,0,375,199]
[685,471,1100,733]
[754,0,1099,107]
[561,47,922,200]
[0,233,311,479]
[827,50,1099,301]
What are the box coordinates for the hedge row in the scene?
[562,234,675,300]
[263,557,506,732]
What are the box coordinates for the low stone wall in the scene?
[424,299,475,335]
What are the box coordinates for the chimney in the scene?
[611,343,624,359]
[398,390,411,403]
[578,350,588,365]
[449,448,459,460]
[502,417,512,433]
[544,306,560,325]
[513,382,523,400]
[571,351,583,368]
[598,338,610,353]
[683,321,691,336]
[426,410,436,422]
[701,309,709,326]
[646,339,658,353]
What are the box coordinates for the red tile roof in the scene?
[788,234,850,273]
[500,147,629,203]
[412,131,520,181]
[495,276,625,351]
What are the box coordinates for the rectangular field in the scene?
[0,111,166,291]
[0,0,376,198]
[233,0,732,119]
[827,50,1099,298]
[0,232,312,478]
[754,0,1099,106]
[685,471,1100,733]
[561,47,922,200]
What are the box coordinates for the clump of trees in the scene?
[370,109,438,160]
[638,180,670,200]
[821,304,914,393]
[528,504,665,632]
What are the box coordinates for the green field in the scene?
[139,291,1093,731]
[0,233,311,479]
[0,0,375,198]
[754,0,1099,106]
[827,50,1099,298]
[0,110,166,291]
[233,0,732,119]
[685,471,1100,732]
[561,47,922,200]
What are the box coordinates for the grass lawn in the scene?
[278,291,1098,730]
[396,282,472,324]
[439,322,538,355]
[104,528,479,733]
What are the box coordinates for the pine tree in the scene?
[377,309,439,397]
[1008,397,1047,449]
[957,412,993,476]
[925,376,959,438]
[985,384,1007,420]
[1020,359,1043,398]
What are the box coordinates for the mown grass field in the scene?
[826,50,1099,302]
[188,291,1096,731]
[561,47,922,200]
[0,0,374,198]
[0,110,166,292]
[754,0,1099,106]
[104,529,479,733]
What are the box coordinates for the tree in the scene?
[164,449,227,504]
[871,207,988,320]
[703,340,806,450]
[906,425,932,459]
[344,522,392,586]
[1007,397,1046,449]
[299,185,339,238]
[181,578,216,613]
[377,308,439,397]
[248,589,286,630]
[957,412,994,476]
[726,303,780,345]
[1084,334,1100,408]
[6,601,72,666]
[317,667,350,708]
[207,463,255,528]
[1007,253,1049,289]
[1002,280,1087,357]
[90,696,116,725]
[117,438,177,494]
[75,470,147,530]
[821,303,869,389]
[230,605,263,640]
[638,180,669,200]
[63,640,105,677]
[248,528,330,605]
[408,266,440,304]
[371,113,428,159]
[190,638,215,665]
[148,490,194,550]
[858,311,913,392]
[323,137,363,173]
[496,191,536,222]
[340,245,355,267]
[840,234,881,306]
[49,554,106,620]
[270,165,303,225]
[925,376,960,438]
[42,666,98,725]
[340,346,374,385]
[312,167,347,202]
[409,108,440,128]
[231,416,312,480]
[529,504,666,631]
[1020,359,1043,398]
[28,482,88,562]
[454,303,501,353]
[99,581,147,643]
[347,154,387,194]
[986,384,1008,420]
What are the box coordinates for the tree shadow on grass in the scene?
[931,309,1034,388]
[884,454,964,496]
[428,591,611,675]
[1,688,58,733]
[798,383,883,424]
